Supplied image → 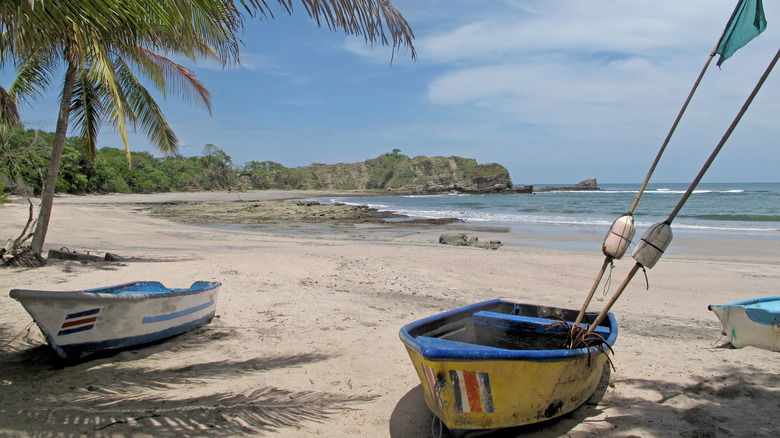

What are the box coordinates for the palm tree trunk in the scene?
[30,60,76,255]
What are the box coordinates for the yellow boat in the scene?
[399,299,617,432]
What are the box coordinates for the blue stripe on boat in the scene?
[142,300,214,323]
[58,324,95,336]
[66,308,100,319]
[478,372,494,413]
[449,370,464,412]
[60,312,215,358]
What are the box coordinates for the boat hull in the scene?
[399,299,618,431]
[9,281,221,359]
[708,296,780,351]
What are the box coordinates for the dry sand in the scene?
[1,191,778,437]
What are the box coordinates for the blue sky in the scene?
[8,0,780,184]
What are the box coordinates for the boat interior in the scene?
[407,301,612,352]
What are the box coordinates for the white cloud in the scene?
[417,0,776,160]
[418,1,729,63]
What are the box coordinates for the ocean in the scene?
[309,182,780,240]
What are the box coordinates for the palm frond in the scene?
[133,47,212,114]
[241,0,416,59]
[0,85,21,126]
[167,0,242,66]
[82,42,132,164]
[1,1,137,62]
[7,49,59,107]
[112,57,179,156]
[69,68,105,159]
[2,1,243,66]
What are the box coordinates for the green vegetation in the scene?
[0,131,510,197]
[0,126,244,196]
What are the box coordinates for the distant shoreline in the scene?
[8,190,777,262]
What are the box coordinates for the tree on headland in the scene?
[0,0,415,267]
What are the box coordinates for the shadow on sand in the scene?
[390,359,779,437]
[389,362,612,438]
[0,325,377,436]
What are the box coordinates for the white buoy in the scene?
[602,213,635,259]
[632,222,673,269]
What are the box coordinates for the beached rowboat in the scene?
[399,299,618,432]
[708,296,780,352]
[9,281,221,360]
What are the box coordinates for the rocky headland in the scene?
[236,152,597,196]
[238,152,533,195]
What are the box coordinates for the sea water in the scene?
[309,182,780,240]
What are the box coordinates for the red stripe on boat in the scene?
[463,370,483,413]
[61,316,98,328]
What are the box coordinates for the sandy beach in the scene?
[1,191,778,437]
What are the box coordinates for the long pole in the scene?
[587,263,641,331]
[629,37,724,214]
[573,257,611,326]
[574,36,727,325]
[666,48,780,224]
[587,47,780,334]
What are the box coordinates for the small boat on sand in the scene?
[399,299,617,432]
[9,281,221,360]
[708,296,780,351]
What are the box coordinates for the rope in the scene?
[602,260,614,296]
[2,321,35,350]
[430,412,443,438]
[431,378,447,438]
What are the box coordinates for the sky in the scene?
[6,0,780,184]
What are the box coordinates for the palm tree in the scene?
[2,1,245,264]
[1,0,415,265]
[16,44,220,258]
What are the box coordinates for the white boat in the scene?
[9,281,221,359]
[708,296,779,351]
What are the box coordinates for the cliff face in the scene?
[240,153,530,194]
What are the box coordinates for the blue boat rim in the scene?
[399,298,618,362]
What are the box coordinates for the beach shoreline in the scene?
[21,189,779,262]
[1,191,778,437]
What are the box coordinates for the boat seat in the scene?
[473,311,612,338]
[415,335,507,351]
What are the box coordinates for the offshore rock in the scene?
[504,184,533,194]
[534,179,600,193]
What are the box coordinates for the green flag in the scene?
[716,0,767,66]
